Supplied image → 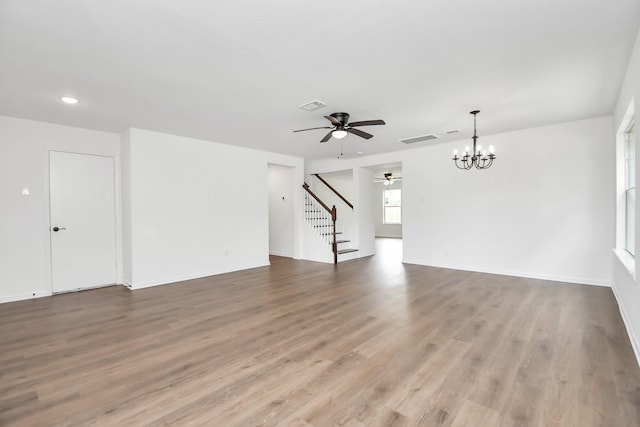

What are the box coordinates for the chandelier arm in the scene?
[455,157,471,170]
[454,159,468,169]
[464,159,473,170]
[477,157,493,169]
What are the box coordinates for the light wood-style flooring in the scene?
[1,239,639,426]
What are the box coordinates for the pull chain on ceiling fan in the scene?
[293,112,386,143]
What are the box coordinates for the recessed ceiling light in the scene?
[61,96,79,105]
[356,152,363,155]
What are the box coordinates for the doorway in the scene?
[49,151,117,293]
[371,163,403,240]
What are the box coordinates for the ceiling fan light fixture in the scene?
[332,129,348,139]
[292,112,385,143]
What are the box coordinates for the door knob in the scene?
[52,227,66,232]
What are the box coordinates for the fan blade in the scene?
[348,119,386,127]
[320,131,333,143]
[293,126,332,133]
[324,115,342,126]
[347,128,373,139]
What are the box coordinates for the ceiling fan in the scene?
[293,112,386,143]
[373,172,402,185]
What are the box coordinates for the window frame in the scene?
[625,120,636,256]
[383,188,402,225]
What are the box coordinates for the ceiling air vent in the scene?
[399,134,438,144]
[298,100,327,111]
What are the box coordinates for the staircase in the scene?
[303,176,357,264]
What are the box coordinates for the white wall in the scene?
[124,128,303,289]
[403,117,613,285]
[354,167,375,257]
[308,115,614,286]
[0,116,121,302]
[375,180,403,238]
[317,170,354,203]
[268,164,294,257]
[0,118,304,301]
[121,129,133,285]
[612,28,640,363]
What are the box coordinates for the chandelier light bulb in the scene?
[453,149,458,156]
[465,146,470,153]
[489,145,495,154]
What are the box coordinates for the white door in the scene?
[49,151,117,293]
[268,164,294,257]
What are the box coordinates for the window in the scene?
[383,189,401,224]
[625,119,636,256]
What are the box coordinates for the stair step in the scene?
[321,232,342,235]
[337,248,358,255]
[336,239,350,244]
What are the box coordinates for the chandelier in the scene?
[452,110,496,170]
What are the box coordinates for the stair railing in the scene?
[303,183,338,264]
[309,174,353,249]
[313,174,353,209]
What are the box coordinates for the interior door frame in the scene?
[267,163,295,258]
[45,149,123,295]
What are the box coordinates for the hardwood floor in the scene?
[1,240,639,426]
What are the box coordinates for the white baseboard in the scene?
[129,262,270,290]
[401,258,611,287]
[611,285,640,367]
[269,250,293,257]
[0,290,50,304]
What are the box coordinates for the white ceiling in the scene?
[1,1,639,159]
